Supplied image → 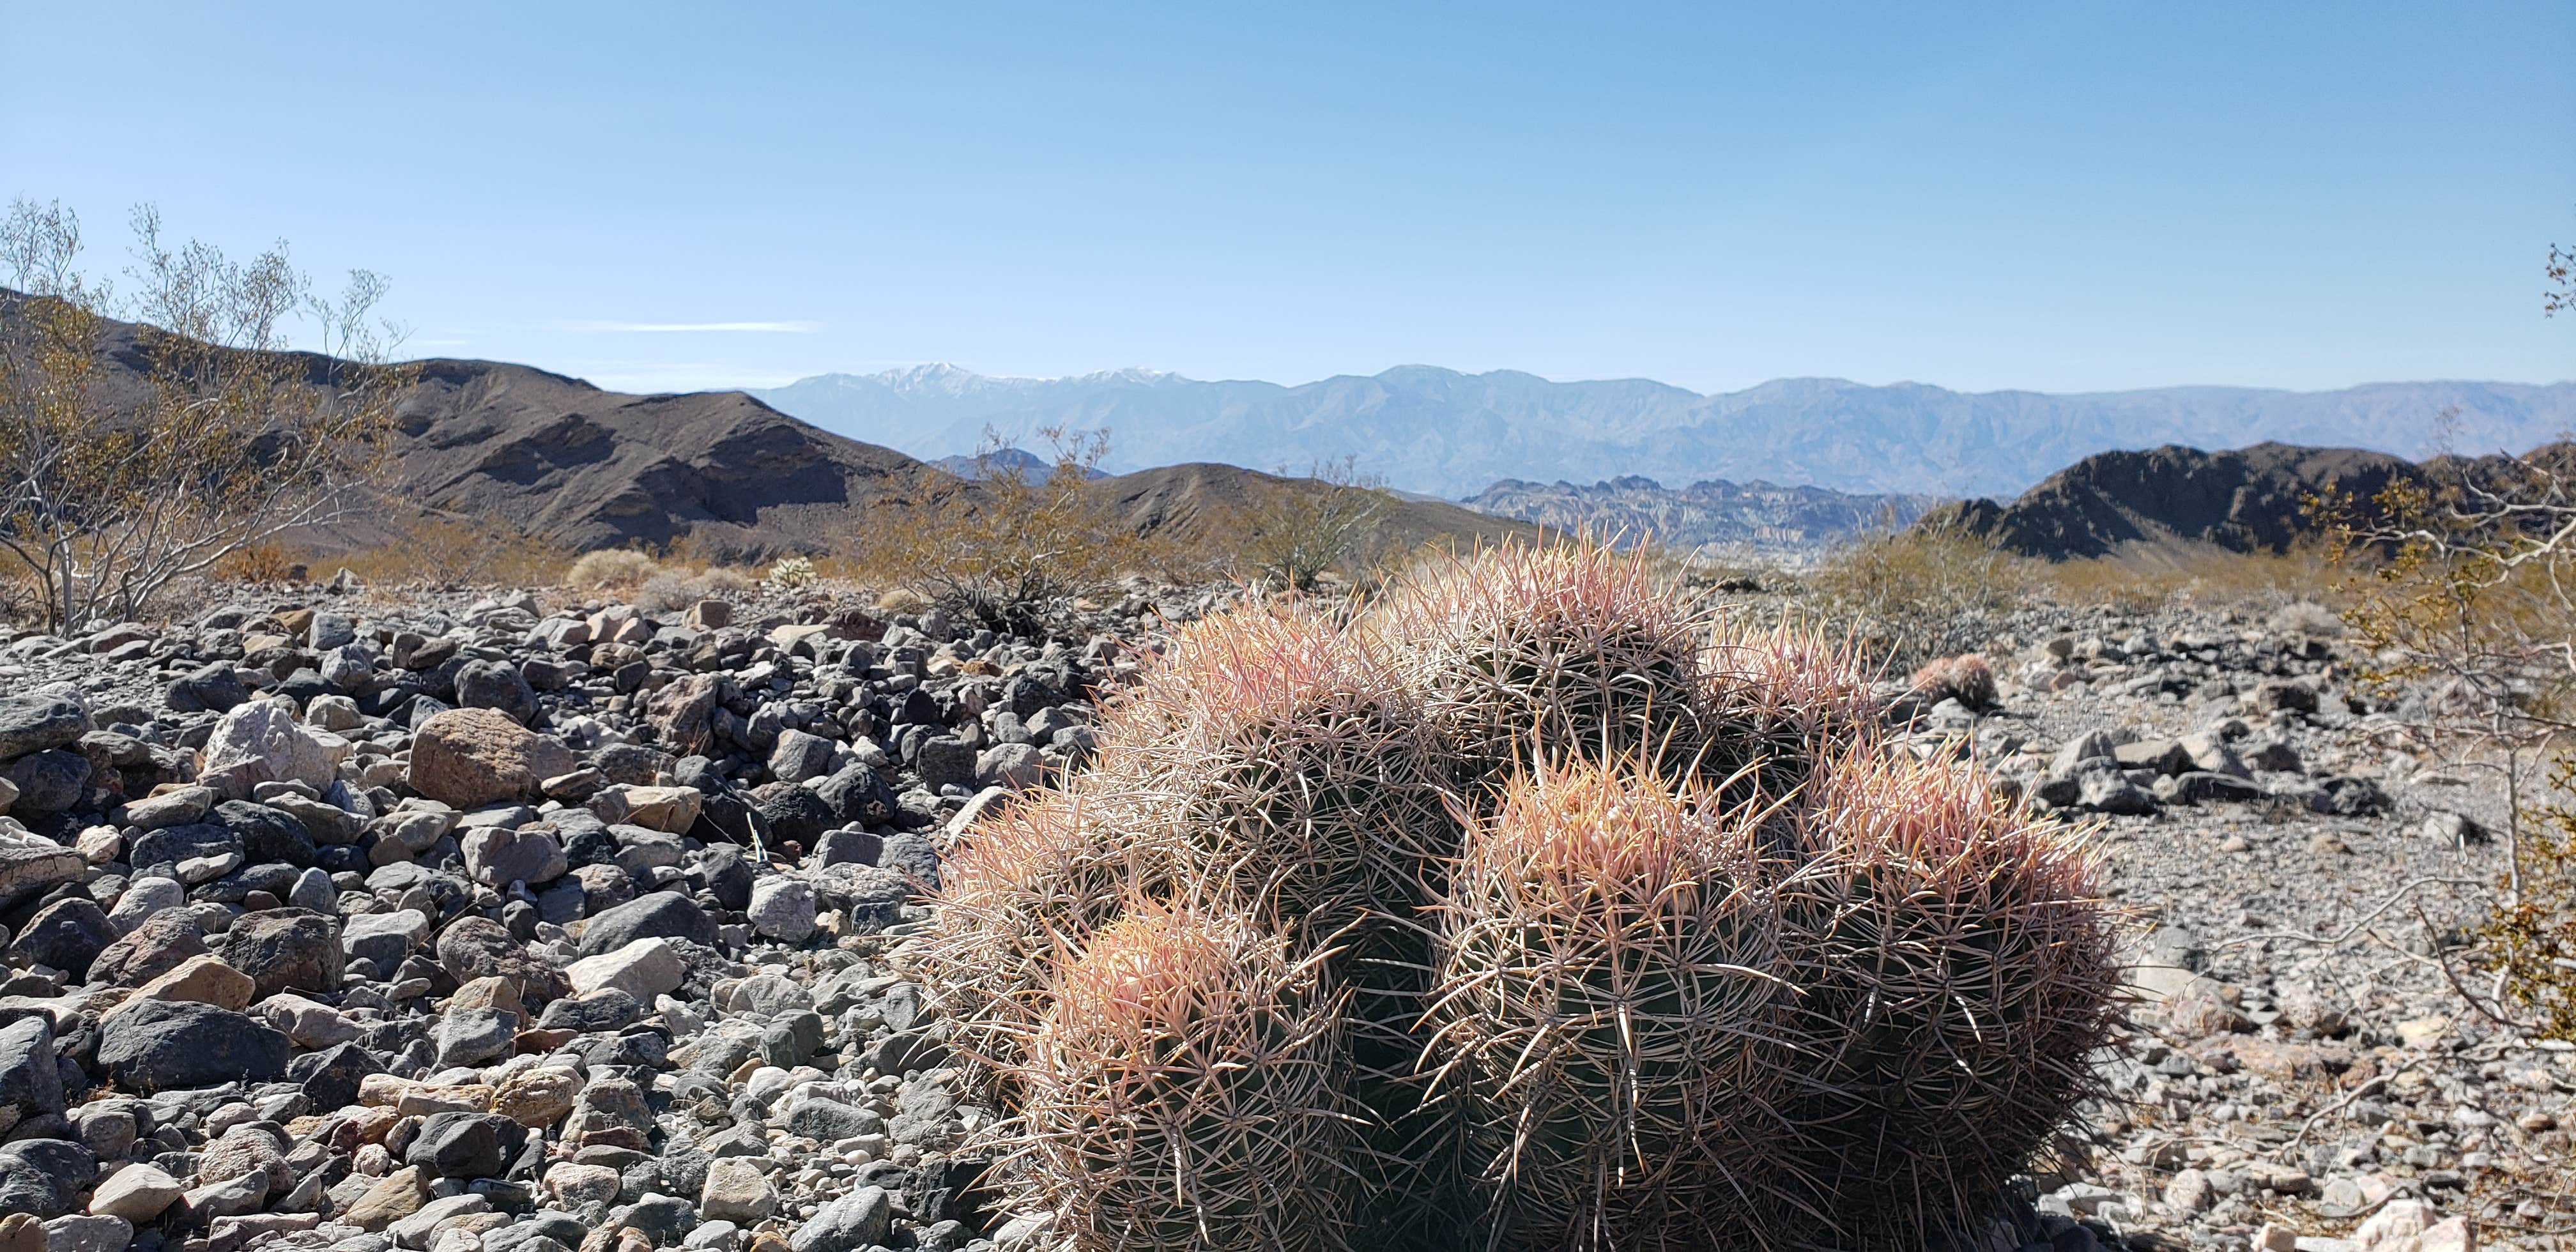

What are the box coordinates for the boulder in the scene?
[409,710,578,809]
[213,907,344,997]
[95,1000,289,1091]
[578,891,717,958]
[0,1016,64,1121]
[564,938,685,1000]
[199,699,338,798]
[6,897,114,981]
[463,824,569,887]
[0,692,87,761]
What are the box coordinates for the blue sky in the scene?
[4,1,2570,395]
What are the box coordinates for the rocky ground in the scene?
[0,579,2566,1252]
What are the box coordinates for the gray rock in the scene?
[2163,770,2267,804]
[0,1138,93,1219]
[95,999,290,1091]
[767,731,836,786]
[456,660,541,726]
[464,824,569,888]
[433,1006,519,1069]
[0,838,85,915]
[8,897,115,981]
[877,834,939,887]
[0,1015,64,1119]
[790,1186,891,1252]
[2308,775,2391,816]
[813,763,898,826]
[746,877,816,943]
[166,662,252,715]
[2050,729,2117,774]
[914,736,977,791]
[404,1111,527,1179]
[213,907,343,997]
[3,751,91,813]
[0,692,88,760]
[578,890,717,958]
[44,1214,134,1252]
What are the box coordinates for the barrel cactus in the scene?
[1008,904,1362,1252]
[916,538,2117,1252]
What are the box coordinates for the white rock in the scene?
[88,1164,184,1221]
[564,938,684,1000]
[200,699,339,798]
[747,876,817,943]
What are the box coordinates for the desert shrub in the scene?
[913,537,2119,1252]
[2041,543,2345,616]
[1,199,410,630]
[2327,446,2576,1042]
[875,586,930,616]
[337,515,574,589]
[769,555,818,588]
[213,542,303,585]
[1219,456,1395,592]
[1803,521,2026,668]
[693,566,755,597]
[565,548,657,591]
[847,427,1171,633]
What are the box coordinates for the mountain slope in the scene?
[1097,462,1544,553]
[1916,443,2423,560]
[754,366,2576,500]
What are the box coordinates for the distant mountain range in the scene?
[752,365,2576,500]
[1463,476,1935,556]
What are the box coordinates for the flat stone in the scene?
[565,938,684,1000]
[121,953,256,1014]
[698,1156,776,1224]
[95,999,289,1092]
[86,1164,182,1222]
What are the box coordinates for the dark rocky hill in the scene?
[1096,462,1545,552]
[1918,442,2425,560]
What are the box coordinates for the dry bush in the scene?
[334,515,574,589]
[876,586,930,616]
[2040,542,2346,616]
[1802,520,2027,668]
[847,427,1177,632]
[564,548,658,591]
[635,565,760,613]
[2326,447,2576,1041]
[1,199,410,630]
[213,541,303,585]
[1218,456,1395,592]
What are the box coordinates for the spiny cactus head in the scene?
[910,770,1193,1078]
[1379,538,1715,791]
[1769,748,2120,1250]
[1910,652,2000,710]
[1016,902,1362,1252]
[1433,760,1790,1251]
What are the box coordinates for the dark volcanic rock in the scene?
[8,897,116,981]
[578,890,717,958]
[215,908,344,997]
[96,1000,289,1091]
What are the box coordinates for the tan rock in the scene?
[446,975,526,1021]
[118,953,254,1014]
[491,1066,583,1128]
[544,1161,624,1209]
[698,1155,776,1223]
[343,1166,429,1232]
[586,784,702,833]
[408,709,578,809]
[89,1163,185,1222]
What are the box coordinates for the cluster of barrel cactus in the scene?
[910,541,2119,1252]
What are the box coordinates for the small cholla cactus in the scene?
[1910,651,1999,709]
[768,555,818,588]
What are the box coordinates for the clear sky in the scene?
[4,1,2571,395]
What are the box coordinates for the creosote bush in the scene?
[912,538,2119,1252]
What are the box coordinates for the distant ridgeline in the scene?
[1914,441,2572,561]
[1461,475,1938,555]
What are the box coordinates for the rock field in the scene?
[0,579,2566,1252]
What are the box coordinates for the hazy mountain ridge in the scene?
[1462,475,1936,554]
[753,366,2576,499]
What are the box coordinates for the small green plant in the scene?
[768,554,818,588]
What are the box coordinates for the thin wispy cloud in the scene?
[554,319,822,334]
